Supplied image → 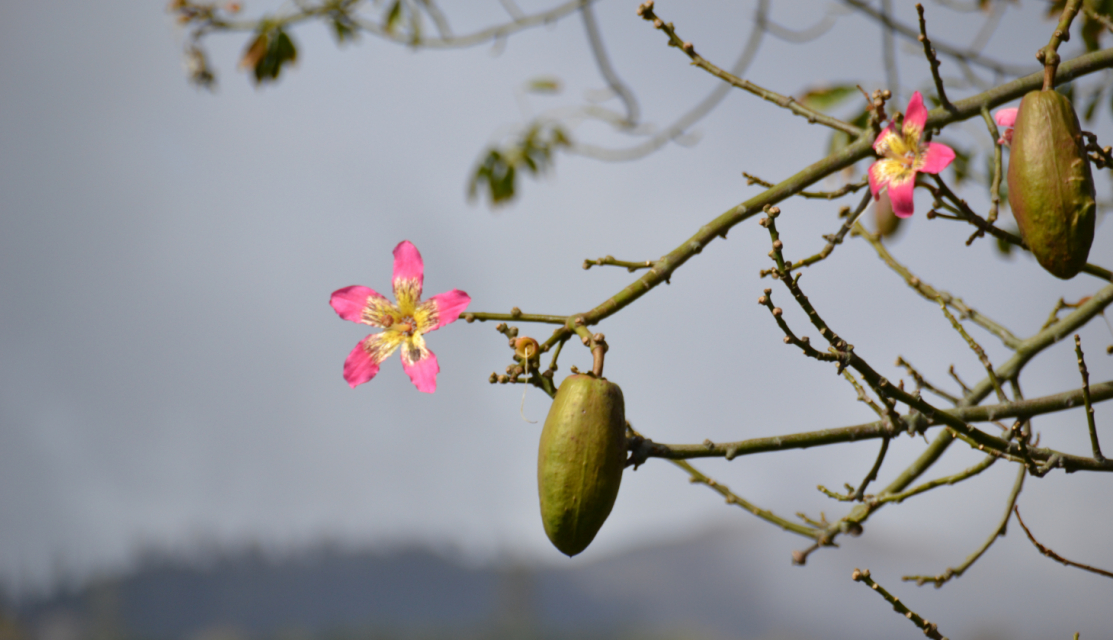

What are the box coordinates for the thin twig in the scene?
[582,256,654,272]
[573,0,769,161]
[853,436,891,500]
[881,0,900,101]
[743,173,868,200]
[937,298,1007,402]
[852,569,948,639]
[895,356,960,405]
[761,191,872,278]
[637,3,862,136]
[855,223,1021,349]
[843,370,886,418]
[1075,335,1106,461]
[580,2,638,125]
[671,459,818,539]
[759,289,840,364]
[948,365,971,395]
[916,4,955,112]
[464,310,568,324]
[968,106,1003,245]
[928,175,1028,250]
[841,0,1035,77]
[903,463,1025,587]
[1014,506,1113,579]
[878,452,997,505]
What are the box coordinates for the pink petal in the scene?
[872,122,896,153]
[918,142,955,175]
[994,107,1018,129]
[330,286,386,323]
[402,348,439,393]
[903,91,927,138]
[425,289,472,332]
[392,240,424,298]
[868,162,885,199]
[343,338,382,388]
[887,176,916,219]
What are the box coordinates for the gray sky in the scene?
[1,0,1112,633]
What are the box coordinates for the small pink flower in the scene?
[868,91,956,218]
[994,107,1018,146]
[330,241,471,393]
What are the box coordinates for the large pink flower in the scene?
[330,241,471,393]
[994,107,1018,146]
[868,91,956,218]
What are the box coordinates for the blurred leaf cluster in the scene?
[240,26,298,86]
[469,123,571,207]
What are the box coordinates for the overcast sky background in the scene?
[2,0,1112,635]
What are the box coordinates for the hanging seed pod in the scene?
[537,374,626,557]
[1006,90,1096,279]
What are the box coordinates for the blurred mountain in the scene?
[8,527,775,640]
[9,520,1108,640]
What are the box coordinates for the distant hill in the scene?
[10,521,1110,640]
[10,528,770,640]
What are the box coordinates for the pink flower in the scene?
[330,241,471,393]
[868,91,956,218]
[994,107,1018,146]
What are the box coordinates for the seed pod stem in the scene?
[1039,0,1084,90]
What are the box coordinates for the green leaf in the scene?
[408,5,422,44]
[797,84,859,112]
[384,0,402,34]
[331,17,356,43]
[467,122,571,207]
[245,28,298,85]
[526,77,563,95]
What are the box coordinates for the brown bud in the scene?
[514,337,541,361]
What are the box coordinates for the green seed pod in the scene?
[1007,90,1096,279]
[537,374,626,557]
